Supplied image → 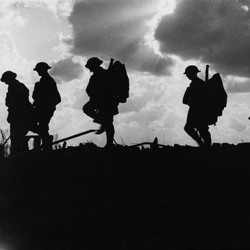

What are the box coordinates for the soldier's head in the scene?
[85,57,103,72]
[184,65,200,80]
[0,71,17,85]
[33,62,51,76]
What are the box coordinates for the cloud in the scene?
[0,31,34,130]
[0,31,33,82]
[65,0,173,75]
[226,101,249,114]
[230,117,247,132]
[115,101,187,146]
[118,73,168,113]
[8,0,74,17]
[0,2,28,27]
[42,0,74,17]
[225,76,250,93]
[50,56,83,83]
[124,106,165,127]
[155,0,250,77]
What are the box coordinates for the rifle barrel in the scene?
[205,65,209,82]
[52,129,97,145]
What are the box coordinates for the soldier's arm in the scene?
[5,93,12,108]
[32,83,38,100]
[86,84,91,97]
[32,83,40,107]
[20,84,29,99]
[182,87,191,105]
[86,77,96,98]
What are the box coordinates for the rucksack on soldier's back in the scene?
[204,65,227,125]
[107,58,129,103]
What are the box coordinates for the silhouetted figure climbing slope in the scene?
[83,57,129,149]
[83,57,111,122]
[183,65,211,147]
[1,71,33,154]
[32,62,61,150]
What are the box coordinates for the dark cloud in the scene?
[155,0,250,77]
[50,56,83,83]
[65,0,173,75]
[127,46,173,75]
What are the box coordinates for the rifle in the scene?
[205,65,209,82]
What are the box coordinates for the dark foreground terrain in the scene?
[1,143,250,249]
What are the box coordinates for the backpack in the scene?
[107,59,129,103]
[204,66,227,125]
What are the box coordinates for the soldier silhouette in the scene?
[32,62,61,150]
[183,65,211,147]
[83,57,119,149]
[1,71,33,154]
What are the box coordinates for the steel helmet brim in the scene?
[85,57,103,69]
[183,65,201,74]
[183,71,201,74]
[1,71,17,82]
[33,62,51,71]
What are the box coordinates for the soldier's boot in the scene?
[95,124,106,134]
[95,114,108,134]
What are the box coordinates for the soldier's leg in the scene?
[19,125,29,151]
[99,114,114,148]
[184,123,204,146]
[10,123,19,154]
[38,109,54,150]
[29,109,39,134]
[184,109,204,146]
[105,120,115,148]
[82,100,99,121]
[95,109,108,134]
[199,125,211,146]
[38,122,49,147]
[9,123,26,154]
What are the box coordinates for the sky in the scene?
[1,0,250,147]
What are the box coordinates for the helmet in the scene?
[85,57,103,69]
[184,65,200,74]
[1,71,17,82]
[33,62,51,71]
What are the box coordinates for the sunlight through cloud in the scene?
[144,0,176,55]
